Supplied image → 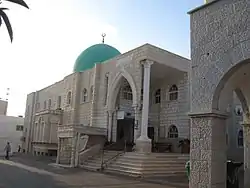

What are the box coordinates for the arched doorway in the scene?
[190,59,250,188]
[106,71,138,151]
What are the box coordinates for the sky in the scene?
[0,0,203,116]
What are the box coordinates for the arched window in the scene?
[235,105,243,116]
[155,89,161,104]
[43,101,47,109]
[169,85,178,101]
[57,96,61,108]
[104,73,109,105]
[123,85,133,100]
[90,86,94,101]
[238,129,244,147]
[48,99,52,109]
[36,102,40,111]
[168,125,178,138]
[67,91,72,105]
[81,88,88,103]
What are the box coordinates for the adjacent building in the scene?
[0,103,24,155]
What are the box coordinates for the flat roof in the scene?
[188,0,220,14]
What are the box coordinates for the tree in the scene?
[0,0,29,42]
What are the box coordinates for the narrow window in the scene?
[48,99,52,109]
[43,101,47,109]
[238,130,244,147]
[81,88,88,103]
[67,91,72,105]
[168,125,178,138]
[155,89,161,104]
[169,85,178,101]
[57,96,61,108]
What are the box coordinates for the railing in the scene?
[99,140,127,171]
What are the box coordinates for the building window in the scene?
[235,105,243,116]
[48,99,52,109]
[104,73,109,105]
[169,85,178,101]
[155,89,161,104]
[90,86,94,101]
[238,129,244,147]
[81,88,88,103]
[57,96,61,108]
[43,101,47,109]
[16,125,24,131]
[141,89,143,101]
[67,91,72,105]
[36,102,40,111]
[123,85,133,100]
[168,125,178,138]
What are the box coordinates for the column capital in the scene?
[141,59,154,67]
[188,110,228,119]
[107,109,115,115]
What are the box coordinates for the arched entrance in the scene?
[190,59,250,188]
[189,1,250,187]
[106,71,139,151]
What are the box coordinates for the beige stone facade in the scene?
[23,43,191,160]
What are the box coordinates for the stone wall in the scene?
[59,137,73,165]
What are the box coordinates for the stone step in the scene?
[115,158,187,164]
[111,161,186,168]
[105,166,186,178]
[125,152,189,158]
[107,164,185,173]
[117,157,188,163]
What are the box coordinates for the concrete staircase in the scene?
[105,152,189,178]
[80,150,123,171]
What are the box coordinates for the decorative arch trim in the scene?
[212,58,250,110]
[107,70,137,110]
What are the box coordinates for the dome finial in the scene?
[101,33,106,43]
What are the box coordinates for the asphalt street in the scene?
[0,162,67,188]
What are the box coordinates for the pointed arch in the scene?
[107,70,137,110]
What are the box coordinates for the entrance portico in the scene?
[189,0,250,187]
[107,56,190,153]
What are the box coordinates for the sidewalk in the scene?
[1,154,185,188]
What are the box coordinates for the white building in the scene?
[0,115,24,155]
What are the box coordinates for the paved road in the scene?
[0,161,66,188]
[0,156,185,188]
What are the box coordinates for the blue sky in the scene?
[0,0,203,116]
[77,0,203,57]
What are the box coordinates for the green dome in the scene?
[73,43,121,72]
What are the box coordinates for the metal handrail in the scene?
[100,140,127,171]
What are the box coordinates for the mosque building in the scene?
[22,38,244,175]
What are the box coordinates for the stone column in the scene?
[135,60,153,153]
[56,138,61,164]
[189,112,228,188]
[107,110,114,142]
[74,133,80,167]
[70,133,78,167]
[112,111,117,142]
[133,104,141,143]
[243,122,250,188]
